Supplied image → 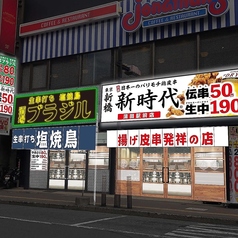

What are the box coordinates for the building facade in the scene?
[13,0,238,203]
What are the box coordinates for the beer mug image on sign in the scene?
[222,71,238,97]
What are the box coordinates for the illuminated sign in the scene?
[121,0,230,32]
[101,69,238,123]
[0,54,16,116]
[107,127,228,147]
[20,2,121,36]
[12,125,96,150]
[13,87,98,128]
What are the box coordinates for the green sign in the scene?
[12,86,98,128]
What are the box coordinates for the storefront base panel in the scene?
[142,183,163,195]
[68,180,85,190]
[49,179,65,189]
[116,181,226,202]
[194,185,226,203]
[115,181,141,196]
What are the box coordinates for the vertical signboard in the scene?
[0,54,16,116]
[228,126,238,204]
[0,115,10,135]
[0,0,18,55]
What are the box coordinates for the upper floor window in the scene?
[199,28,238,71]
[155,35,197,77]
[21,61,48,92]
[50,55,80,90]
[121,44,152,79]
[21,64,30,92]
[82,50,113,86]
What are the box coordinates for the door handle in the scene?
[162,167,165,183]
[167,167,170,183]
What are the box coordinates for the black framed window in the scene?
[199,28,238,71]
[50,55,80,90]
[21,61,48,93]
[32,63,48,90]
[155,35,197,77]
[121,44,152,79]
[21,64,31,92]
[82,50,113,86]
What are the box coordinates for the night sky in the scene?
[23,0,117,22]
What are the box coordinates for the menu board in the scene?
[30,150,48,171]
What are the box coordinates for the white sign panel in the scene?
[107,126,228,148]
[101,70,238,123]
[228,126,238,204]
[0,55,16,116]
[30,150,48,171]
[0,114,10,135]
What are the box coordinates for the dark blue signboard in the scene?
[12,125,96,150]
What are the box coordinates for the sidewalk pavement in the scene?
[0,187,238,225]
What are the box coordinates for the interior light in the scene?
[158,58,165,63]
[200,52,208,57]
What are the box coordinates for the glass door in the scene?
[68,150,86,190]
[167,147,192,197]
[49,150,87,190]
[142,147,164,195]
[142,147,192,197]
[49,150,66,189]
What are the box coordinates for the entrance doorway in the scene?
[116,147,192,198]
[49,150,86,190]
[116,146,226,201]
[142,147,192,197]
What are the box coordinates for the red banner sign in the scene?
[20,2,120,36]
[0,0,18,55]
[107,127,228,148]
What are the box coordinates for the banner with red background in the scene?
[0,0,18,55]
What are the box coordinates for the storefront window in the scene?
[142,147,164,195]
[82,50,112,85]
[194,147,225,185]
[67,150,86,190]
[155,36,197,77]
[88,146,109,169]
[142,147,163,184]
[117,148,140,181]
[168,147,191,186]
[68,150,86,180]
[49,150,66,189]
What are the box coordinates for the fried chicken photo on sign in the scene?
[166,105,184,118]
[165,72,222,118]
[188,72,222,86]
